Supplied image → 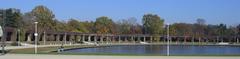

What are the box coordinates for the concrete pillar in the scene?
[143,36,146,42]
[192,37,194,44]
[10,32,17,42]
[131,36,134,43]
[237,38,239,43]
[56,34,60,43]
[137,36,140,42]
[27,34,32,42]
[64,33,67,44]
[100,36,103,43]
[206,38,209,43]
[88,35,91,42]
[112,36,115,43]
[124,36,128,43]
[118,36,121,43]
[107,36,109,43]
[184,37,187,44]
[198,37,201,44]
[82,35,85,42]
[43,32,46,45]
[69,35,74,45]
[76,35,80,42]
[170,37,172,43]
[93,35,97,43]
[157,36,160,43]
[150,36,153,43]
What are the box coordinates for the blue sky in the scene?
[0,0,240,25]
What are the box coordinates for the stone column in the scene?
[124,36,128,43]
[112,36,115,43]
[198,37,201,44]
[150,36,153,43]
[157,36,159,43]
[184,37,187,44]
[131,36,134,43]
[56,34,60,43]
[76,35,80,42]
[100,36,103,43]
[170,36,172,43]
[43,32,46,45]
[192,37,194,44]
[88,35,91,42]
[10,31,17,43]
[106,35,109,44]
[118,36,121,43]
[94,35,97,43]
[237,38,239,43]
[143,36,146,42]
[64,33,67,44]
[69,35,74,45]
[27,33,32,42]
[82,35,85,42]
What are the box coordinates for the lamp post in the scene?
[166,23,170,56]
[34,21,38,54]
[17,29,20,46]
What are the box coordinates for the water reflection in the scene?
[63,45,240,55]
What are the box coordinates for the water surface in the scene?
[63,45,240,55]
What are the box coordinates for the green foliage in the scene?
[142,14,164,35]
[116,17,142,34]
[236,24,240,35]
[65,19,91,33]
[4,8,22,28]
[0,6,239,38]
[31,5,56,32]
[94,16,115,34]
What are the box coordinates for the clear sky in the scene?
[0,0,240,25]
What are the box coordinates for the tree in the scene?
[116,17,139,34]
[171,23,193,36]
[194,18,207,39]
[31,5,56,32]
[65,19,91,33]
[3,8,23,28]
[237,24,240,35]
[196,18,206,25]
[94,16,115,34]
[66,19,81,32]
[142,14,164,35]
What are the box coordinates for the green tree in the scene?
[237,24,240,35]
[171,23,193,36]
[31,5,56,32]
[4,8,23,28]
[117,17,138,34]
[194,18,207,38]
[94,16,115,34]
[66,19,81,32]
[142,14,164,35]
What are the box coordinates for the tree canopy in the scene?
[142,14,164,35]
[0,5,239,39]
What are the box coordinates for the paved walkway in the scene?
[0,54,240,59]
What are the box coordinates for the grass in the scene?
[7,45,96,54]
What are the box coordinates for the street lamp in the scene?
[17,29,20,46]
[34,21,38,54]
[166,23,170,56]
